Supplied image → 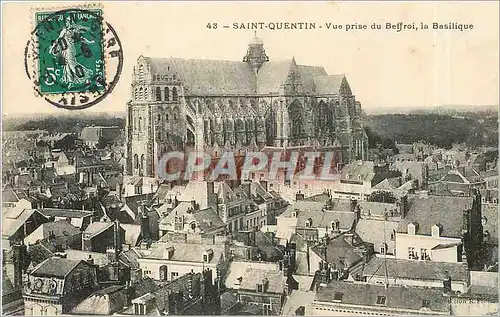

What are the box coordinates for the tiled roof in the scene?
[297,65,328,93]
[311,236,363,269]
[38,208,93,219]
[256,60,293,94]
[224,261,286,293]
[120,224,142,246]
[84,221,113,238]
[355,219,399,251]
[147,57,256,95]
[396,195,473,238]
[27,243,54,266]
[75,155,104,168]
[281,290,316,316]
[3,208,40,237]
[70,285,127,315]
[27,220,80,240]
[64,249,110,266]
[2,188,21,203]
[296,208,356,231]
[356,201,399,217]
[143,241,225,263]
[315,281,449,312]
[239,266,287,294]
[30,257,82,278]
[341,161,376,181]
[192,207,226,233]
[280,201,325,218]
[361,257,468,282]
[313,75,345,95]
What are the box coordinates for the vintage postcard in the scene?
[1,1,498,316]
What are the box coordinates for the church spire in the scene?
[243,32,269,74]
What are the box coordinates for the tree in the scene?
[368,190,396,203]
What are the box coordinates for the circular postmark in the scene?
[24,7,123,110]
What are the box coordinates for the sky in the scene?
[2,1,499,116]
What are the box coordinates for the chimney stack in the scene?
[242,181,251,199]
[443,271,452,295]
[259,180,268,191]
[12,243,27,288]
[140,206,151,241]
[113,220,122,262]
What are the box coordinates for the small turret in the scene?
[243,32,269,74]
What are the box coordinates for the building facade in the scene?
[126,35,368,177]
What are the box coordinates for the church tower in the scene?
[243,33,269,74]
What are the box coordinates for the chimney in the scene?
[113,220,122,262]
[118,182,123,201]
[296,191,305,201]
[242,181,251,199]
[140,207,151,241]
[459,166,466,177]
[443,271,452,295]
[188,271,194,298]
[190,199,198,211]
[12,243,27,288]
[260,180,268,191]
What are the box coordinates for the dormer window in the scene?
[376,296,387,306]
[407,222,418,235]
[305,218,313,228]
[292,210,297,218]
[333,292,343,302]
[431,224,442,237]
[256,284,263,292]
[203,249,214,263]
[164,246,174,260]
[380,243,387,255]
[134,303,146,315]
[422,299,431,308]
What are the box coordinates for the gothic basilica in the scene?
[126,35,368,177]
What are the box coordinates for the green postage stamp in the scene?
[35,9,104,94]
[25,6,123,110]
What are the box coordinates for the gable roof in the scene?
[313,75,346,95]
[396,195,472,238]
[356,219,399,250]
[70,285,127,315]
[3,208,42,238]
[315,281,449,312]
[142,241,225,263]
[84,221,114,238]
[30,257,82,278]
[361,257,468,282]
[147,57,256,95]
[192,207,226,233]
[311,236,363,269]
[26,220,80,241]
[256,60,294,94]
[224,261,278,290]
[38,208,93,219]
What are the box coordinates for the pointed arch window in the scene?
[155,87,162,101]
[134,87,139,100]
[140,154,145,171]
[138,87,144,100]
[172,87,178,101]
[134,154,139,169]
[138,65,145,82]
[138,117,143,131]
[164,87,170,101]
